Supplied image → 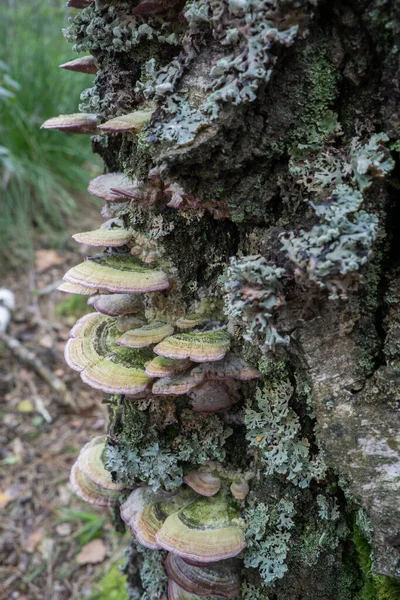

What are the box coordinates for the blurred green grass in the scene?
[0,0,99,273]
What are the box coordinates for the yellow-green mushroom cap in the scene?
[183,470,221,497]
[88,173,139,202]
[72,228,132,247]
[70,437,126,507]
[97,109,154,134]
[59,55,98,74]
[63,255,169,294]
[57,281,109,296]
[120,487,194,550]
[190,354,261,384]
[64,313,152,395]
[93,294,143,317]
[166,554,241,599]
[154,330,230,363]
[117,320,174,348]
[151,372,199,396]
[40,113,98,134]
[155,495,246,563]
[145,356,192,378]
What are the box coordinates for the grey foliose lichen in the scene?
[222,255,289,349]
[280,184,379,299]
[245,362,326,488]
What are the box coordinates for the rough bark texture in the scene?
[63,0,400,598]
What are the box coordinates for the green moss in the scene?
[55,294,90,319]
[88,560,128,600]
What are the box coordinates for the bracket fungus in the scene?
[188,381,237,414]
[72,228,132,247]
[151,372,200,396]
[58,281,109,296]
[63,255,169,294]
[97,109,154,134]
[70,437,126,507]
[154,330,231,363]
[65,313,152,394]
[41,113,98,134]
[145,356,192,378]
[155,494,246,563]
[92,293,143,317]
[59,55,98,74]
[166,554,241,599]
[88,173,140,203]
[117,320,174,348]
[183,469,221,497]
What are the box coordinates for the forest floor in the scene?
[0,205,129,600]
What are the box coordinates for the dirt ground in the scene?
[0,209,129,600]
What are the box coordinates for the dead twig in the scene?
[0,332,75,408]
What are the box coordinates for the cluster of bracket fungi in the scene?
[42,13,263,600]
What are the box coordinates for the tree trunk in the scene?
[61,0,400,598]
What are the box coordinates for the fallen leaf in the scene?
[26,530,45,553]
[17,399,34,413]
[35,249,65,273]
[76,539,107,565]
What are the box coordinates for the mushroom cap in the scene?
[70,437,125,506]
[88,173,139,202]
[59,55,98,74]
[72,228,132,247]
[63,255,169,294]
[117,320,174,348]
[151,372,199,396]
[155,495,246,563]
[64,312,153,395]
[117,314,146,332]
[120,487,194,550]
[190,354,261,384]
[154,330,230,363]
[230,482,249,501]
[183,470,221,497]
[175,314,209,330]
[40,113,97,134]
[145,356,192,378]
[97,109,154,134]
[93,294,143,317]
[166,554,241,599]
[58,281,109,296]
[189,381,236,414]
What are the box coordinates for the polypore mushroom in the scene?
[72,228,132,247]
[117,320,174,348]
[145,356,192,378]
[151,372,199,396]
[59,55,98,74]
[88,173,140,202]
[41,113,97,134]
[230,482,249,501]
[65,313,152,394]
[188,381,237,414]
[154,329,230,363]
[70,437,126,507]
[58,281,109,295]
[117,314,146,332]
[166,554,241,599]
[63,255,169,293]
[120,487,194,550]
[190,353,261,384]
[183,469,221,497]
[92,293,143,317]
[175,314,209,330]
[155,495,246,563]
[97,109,154,134]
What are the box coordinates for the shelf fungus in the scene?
[70,437,126,507]
[175,314,209,330]
[72,228,132,247]
[40,113,98,134]
[230,482,250,501]
[120,487,194,550]
[145,356,192,378]
[190,354,261,384]
[57,281,109,296]
[97,109,154,134]
[65,313,152,394]
[155,494,246,563]
[63,255,169,294]
[117,320,174,348]
[188,381,237,414]
[154,330,231,363]
[88,173,140,203]
[151,372,200,396]
[166,554,241,599]
[59,55,98,74]
[183,469,221,497]
[92,293,143,317]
